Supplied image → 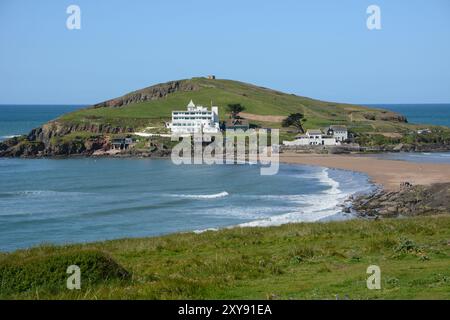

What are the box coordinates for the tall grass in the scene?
[1,215,450,299]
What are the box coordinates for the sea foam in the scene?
[168,191,229,199]
[238,168,351,227]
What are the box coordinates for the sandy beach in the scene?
[280,152,450,191]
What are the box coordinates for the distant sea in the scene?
[363,103,450,164]
[0,103,449,251]
[0,105,84,141]
[366,103,450,127]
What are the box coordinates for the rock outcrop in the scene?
[352,183,450,218]
[363,143,450,153]
[92,80,199,108]
[363,111,407,123]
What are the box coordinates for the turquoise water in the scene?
[0,106,375,252]
[0,158,373,251]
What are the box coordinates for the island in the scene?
[2,77,450,300]
[2,77,450,158]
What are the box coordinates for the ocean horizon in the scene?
[365,103,450,127]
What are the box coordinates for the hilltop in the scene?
[1,77,449,157]
[55,77,411,135]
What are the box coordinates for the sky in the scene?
[0,0,449,105]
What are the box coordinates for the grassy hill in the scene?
[2,77,450,157]
[2,215,450,299]
[58,77,411,135]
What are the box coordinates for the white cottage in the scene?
[304,129,323,145]
[327,125,348,142]
[167,100,220,134]
[283,126,348,146]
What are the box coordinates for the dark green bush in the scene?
[0,250,130,294]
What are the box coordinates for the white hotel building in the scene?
[167,100,220,134]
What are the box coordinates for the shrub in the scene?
[394,238,420,254]
[0,250,130,294]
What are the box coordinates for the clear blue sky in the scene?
[1,0,449,105]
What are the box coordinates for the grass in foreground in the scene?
[1,215,450,300]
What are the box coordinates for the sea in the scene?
[0,105,82,142]
[367,104,450,128]
[0,104,449,251]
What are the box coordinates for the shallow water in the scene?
[0,158,374,251]
[366,152,450,164]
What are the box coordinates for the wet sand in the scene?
[280,152,450,191]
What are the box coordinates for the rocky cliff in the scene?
[352,182,450,218]
[91,80,199,108]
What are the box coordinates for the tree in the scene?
[282,113,307,133]
[227,104,245,119]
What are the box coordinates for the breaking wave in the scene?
[190,168,366,234]
[238,168,351,227]
[167,191,229,199]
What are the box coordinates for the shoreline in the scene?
[1,153,449,252]
[3,152,450,235]
[0,158,374,252]
[280,152,450,191]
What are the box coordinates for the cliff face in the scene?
[28,121,134,144]
[0,133,109,157]
[0,137,45,157]
[0,121,125,157]
[363,112,407,123]
[91,80,199,108]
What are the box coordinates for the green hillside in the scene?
[57,77,411,134]
[3,77,449,158]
